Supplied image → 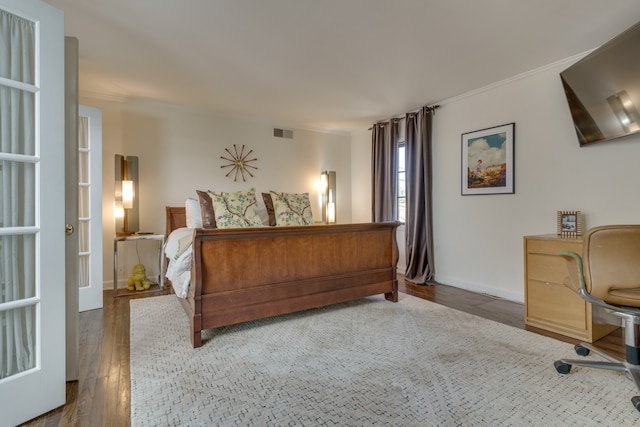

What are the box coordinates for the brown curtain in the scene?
[371,120,399,222]
[404,107,436,283]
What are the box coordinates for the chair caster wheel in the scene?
[574,345,590,356]
[632,396,640,412]
[554,360,572,374]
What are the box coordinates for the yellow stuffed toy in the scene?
[127,263,152,291]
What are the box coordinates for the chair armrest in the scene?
[557,250,586,293]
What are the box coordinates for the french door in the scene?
[78,105,103,312]
[0,1,66,425]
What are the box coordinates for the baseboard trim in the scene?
[434,275,524,304]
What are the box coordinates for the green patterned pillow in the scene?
[270,191,314,226]
[207,188,263,228]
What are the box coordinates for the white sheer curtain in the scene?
[0,10,37,379]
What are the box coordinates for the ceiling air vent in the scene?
[273,128,293,139]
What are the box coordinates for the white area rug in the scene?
[130,294,640,426]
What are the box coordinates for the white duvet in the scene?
[164,227,194,298]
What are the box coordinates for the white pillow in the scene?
[164,227,194,259]
[185,198,203,228]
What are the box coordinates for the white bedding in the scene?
[164,227,194,298]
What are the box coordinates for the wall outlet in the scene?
[118,265,125,276]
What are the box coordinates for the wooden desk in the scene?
[524,234,619,342]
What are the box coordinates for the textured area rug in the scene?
[130,294,639,426]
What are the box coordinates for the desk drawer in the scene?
[526,252,572,285]
[526,238,582,256]
[526,278,587,331]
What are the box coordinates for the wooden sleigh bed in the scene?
[165,206,400,348]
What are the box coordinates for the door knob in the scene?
[65,224,74,235]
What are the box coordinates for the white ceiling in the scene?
[43,0,640,133]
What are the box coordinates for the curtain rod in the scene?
[369,104,440,130]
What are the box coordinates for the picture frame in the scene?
[462,123,515,195]
[557,210,583,237]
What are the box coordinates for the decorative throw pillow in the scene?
[262,192,276,226]
[270,191,314,226]
[207,188,263,228]
[196,190,216,228]
[185,198,203,228]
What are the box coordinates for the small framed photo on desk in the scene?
[557,211,582,237]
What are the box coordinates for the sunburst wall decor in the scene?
[220,144,258,182]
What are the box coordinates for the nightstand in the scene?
[113,233,165,297]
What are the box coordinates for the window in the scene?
[398,143,406,223]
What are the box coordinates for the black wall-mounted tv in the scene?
[560,21,640,146]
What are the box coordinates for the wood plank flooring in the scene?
[20,278,623,426]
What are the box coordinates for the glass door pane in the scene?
[78,116,90,289]
[78,106,102,312]
[0,8,38,381]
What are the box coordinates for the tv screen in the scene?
[560,21,640,146]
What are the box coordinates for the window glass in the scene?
[398,144,406,223]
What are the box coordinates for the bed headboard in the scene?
[165,206,186,236]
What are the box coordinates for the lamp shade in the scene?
[327,202,336,223]
[122,180,134,209]
[114,200,124,219]
[320,172,328,192]
[321,170,336,224]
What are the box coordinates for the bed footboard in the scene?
[166,208,400,348]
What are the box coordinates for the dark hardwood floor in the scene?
[21,286,171,427]
[21,277,623,426]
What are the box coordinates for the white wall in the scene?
[350,129,371,223]
[80,98,351,288]
[352,58,640,303]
